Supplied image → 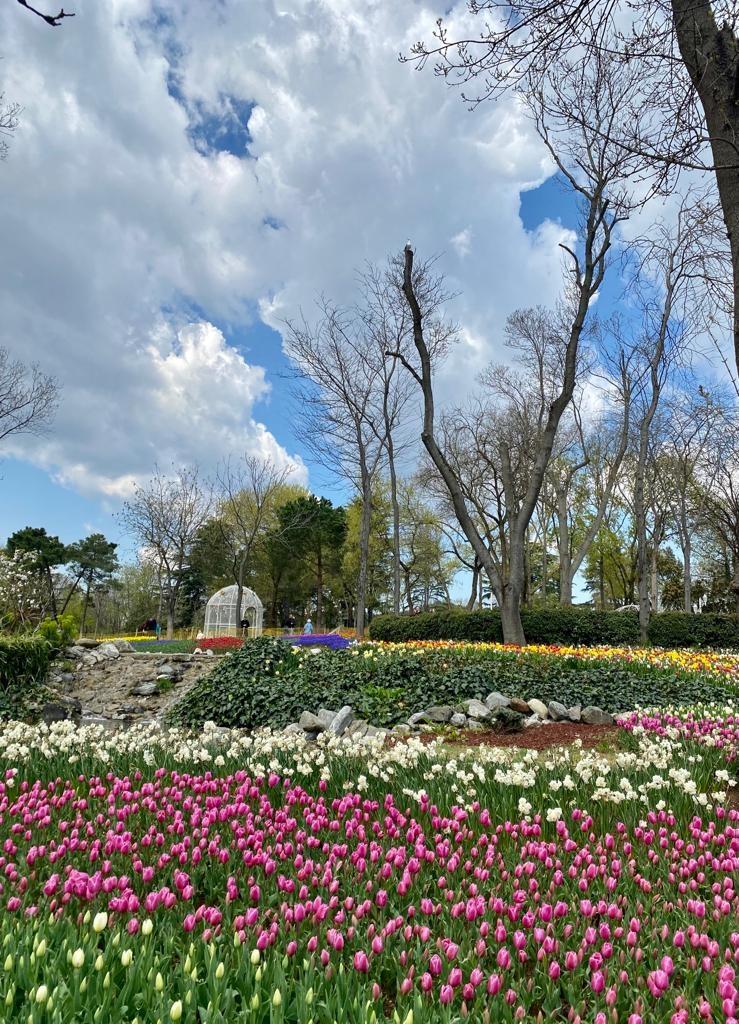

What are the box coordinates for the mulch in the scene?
[416,722,621,751]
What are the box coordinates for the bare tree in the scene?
[408,0,739,380]
[215,455,290,627]
[284,303,386,639]
[0,95,21,162]
[398,58,635,642]
[0,347,58,443]
[119,466,212,639]
[699,408,739,617]
[16,1,75,26]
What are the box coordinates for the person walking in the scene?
[303,618,314,635]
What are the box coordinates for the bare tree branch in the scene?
[16,0,75,26]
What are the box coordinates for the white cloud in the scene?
[0,0,569,500]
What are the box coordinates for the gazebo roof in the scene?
[206,584,264,610]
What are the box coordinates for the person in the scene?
[154,619,161,641]
[303,618,314,635]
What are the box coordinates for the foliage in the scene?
[369,607,739,648]
[0,635,52,721]
[169,637,739,730]
[0,550,46,627]
[37,613,78,648]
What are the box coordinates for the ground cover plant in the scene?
[0,710,736,1023]
[168,638,739,731]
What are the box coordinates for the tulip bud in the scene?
[72,949,85,969]
[92,912,108,934]
[170,1001,183,1021]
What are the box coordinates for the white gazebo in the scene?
[204,584,264,638]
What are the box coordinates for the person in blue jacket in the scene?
[303,618,314,635]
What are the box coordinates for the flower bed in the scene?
[0,714,736,1022]
[199,634,352,651]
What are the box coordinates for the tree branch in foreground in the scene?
[17,0,74,26]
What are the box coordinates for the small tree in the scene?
[277,496,347,631]
[61,534,119,637]
[119,466,212,638]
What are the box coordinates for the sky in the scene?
[0,0,581,566]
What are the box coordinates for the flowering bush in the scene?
[0,714,736,1022]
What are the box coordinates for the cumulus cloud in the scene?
[0,0,569,499]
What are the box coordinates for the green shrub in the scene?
[369,608,739,649]
[168,637,738,730]
[37,614,78,649]
[0,636,53,721]
[646,612,739,649]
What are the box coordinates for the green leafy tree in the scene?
[278,496,347,630]
[62,534,119,637]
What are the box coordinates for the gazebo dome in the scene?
[204,584,264,638]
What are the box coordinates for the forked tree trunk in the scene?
[355,474,373,639]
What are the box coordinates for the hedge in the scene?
[368,608,739,649]
[0,636,53,721]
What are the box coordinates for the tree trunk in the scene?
[166,601,175,639]
[598,550,606,610]
[387,437,402,615]
[556,489,573,606]
[46,566,58,619]
[635,463,650,644]
[79,580,91,639]
[501,585,526,645]
[355,475,373,639]
[523,530,531,608]
[466,558,480,610]
[650,543,660,614]
[682,531,692,612]
[235,561,245,632]
[316,544,323,632]
[672,0,739,379]
[732,555,739,620]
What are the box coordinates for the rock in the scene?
[65,645,87,660]
[393,724,411,734]
[568,705,581,722]
[407,713,426,727]
[299,711,328,732]
[328,706,355,736]
[114,640,135,653]
[40,698,82,723]
[348,720,369,739]
[97,643,121,660]
[283,723,303,734]
[460,699,491,721]
[131,682,158,697]
[524,714,547,728]
[317,708,338,728]
[508,698,532,715]
[485,691,511,711]
[450,712,467,727]
[581,706,614,726]
[490,707,525,733]
[365,725,386,740]
[206,649,214,657]
[527,699,549,719]
[421,705,453,724]
[548,700,570,721]
[60,672,76,683]
[156,663,177,676]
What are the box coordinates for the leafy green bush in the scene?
[168,637,739,730]
[37,614,78,649]
[0,636,53,721]
[646,612,739,649]
[369,608,739,649]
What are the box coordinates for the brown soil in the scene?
[418,722,621,751]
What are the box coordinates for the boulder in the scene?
[508,698,532,715]
[527,698,549,719]
[97,643,121,660]
[548,700,570,721]
[407,713,426,728]
[461,699,491,721]
[131,682,158,697]
[64,645,87,660]
[317,708,338,728]
[348,720,369,739]
[393,724,412,735]
[568,705,582,722]
[524,714,547,728]
[450,712,467,728]
[114,640,135,653]
[156,662,177,676]
[365,725,387,740]
[485,691,511,711]
[283,723,303,734]
[299,711,327,732]
[328,706,355,736]
[421,705,454,724]
[581,706,614,726]
[40,698,82,723]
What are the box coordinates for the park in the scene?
[0,1,738,1022]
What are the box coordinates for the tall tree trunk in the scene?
[386,435,402,615]
[650,542,660,614]
[523,530,531,608]
[635,458,650,644]
[46,566,58,619]
[672,0,739,378]
[598,550,606,610]
[355,474,373,639]
[466,558,480,610]
[79,580,91,639]
[679,511,692,612]
[557,488,573,606]
[236,561,245,631]
[541,517,548,603]
[732,555,739,620]
[501,585,526,645]
[166,598,175,640]
[316,545,323,632]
